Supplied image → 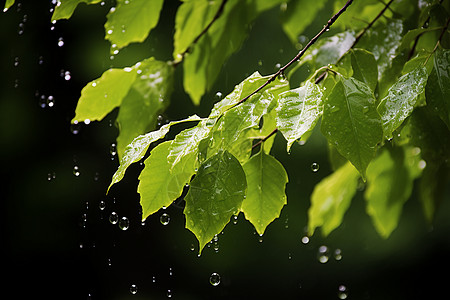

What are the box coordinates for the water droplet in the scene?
[318,245,329,263]
[160,213,170,225]
[215,91,223,100]
[311,162,319,172]
[167,289,173,298]
[334,248,342,261]
[209,272,221,286]
[47,172,56,181]
[278,72,287,82]
[110,143,117,159]
[152,276,156,283]
[130,284,137,295]
[57,37,64,47]
[232,215,238,225]
[189,244,195,251]
[46,95,55,107]
[338,285,348,299]
[109,212,119,224]
[73,165,80,176]
[70,122,80,134]
[301,236,309,244]
[13,57,19,67]
[99,200,106,211]
[119,217,130,230]
[64,71,71,81]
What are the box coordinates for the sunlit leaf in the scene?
[105,0,164,50]
[116,58,174,158]
[138,141,195,220]
[280,0,327,44]
[184,150,246,253]
[308,161,360,236]
[276,79,323,152]
[377,66,428,139]
[72,68,137,123]
[51,0,102,21]
[426,48,450,129]
[108,115,202,191]
[242,150,288,235]
[364,147,422,238]
[321,76,383,179]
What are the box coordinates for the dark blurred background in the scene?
[1,1,450,299]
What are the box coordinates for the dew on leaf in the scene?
[119,217,130,230]
[160,213,170,225]
[209,272,221,286]
[109,212,119,224]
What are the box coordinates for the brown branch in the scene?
[173,0,228,67]
[252,129,278,150]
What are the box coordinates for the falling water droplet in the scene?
[311,162,319,172]
[64,71,71,81]
[14,57,19,67]
[70,122,80,134]
[160,213,170,225]
[99,200,106,211]
[301,236,309,244]
[318,245,329,263]
[46,95,55,107]
[57,37,64,47]
[130,284,137,295]
[109,212,119,224]
[73,165,80,177]
[215,91,223,100]
[334,248,342,261]
[110,143,117,159]
[119,217,130,230]
[167,289,173,298]
[209,273,221,286]
[338,285,348,299]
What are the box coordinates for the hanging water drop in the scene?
[160,213,170,225]
[119,217,130,230]
[70,122,80,134]
[311,162,319,172]
[209,272,221,286]
[109,212,119,224]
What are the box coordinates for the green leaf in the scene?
[173,0,224,60]
[308,162,360,236]
[3,0,15,12]
[241,150,288,235]
[358,19,403,80]
[321,76,383,179]
[184,150,247,253]
[350,49,378,91]
[364,147,422,238]
[280,0,327,44]
[276,79,323,152]
[183,0,283,104]
[138,141,195,220]
[51,0,102,21]
[426,48,450,129]
[116,58,174,158]
[105,0,164,50]
[398,27,442,52]
[72,67,137,124]
[108,115,202,191]
[419,162,449,224]
[377,66,428,139]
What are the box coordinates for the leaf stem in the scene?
[424,16,450,65]
[252,129,278,150]
[172,0,228,67]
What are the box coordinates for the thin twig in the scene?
[235,0,354,106]
[251,129,278,150]
[173,0,228,67]
[424,16,450,65]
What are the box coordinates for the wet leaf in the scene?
[426,48,450,129]
[108,115,202,191]
[184,150,246,253]
[51,0,102,21]
[276,79,323,152]
[242,150,288,235]
[105,0,164,50]
[72,68,137,123]
[377,66,428,139]
[308,162,359,236]
[364,147,422,238]
[138,141,195,220]
[3,0,15,11]
[321,76,383,179]
[116,58,174,158]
